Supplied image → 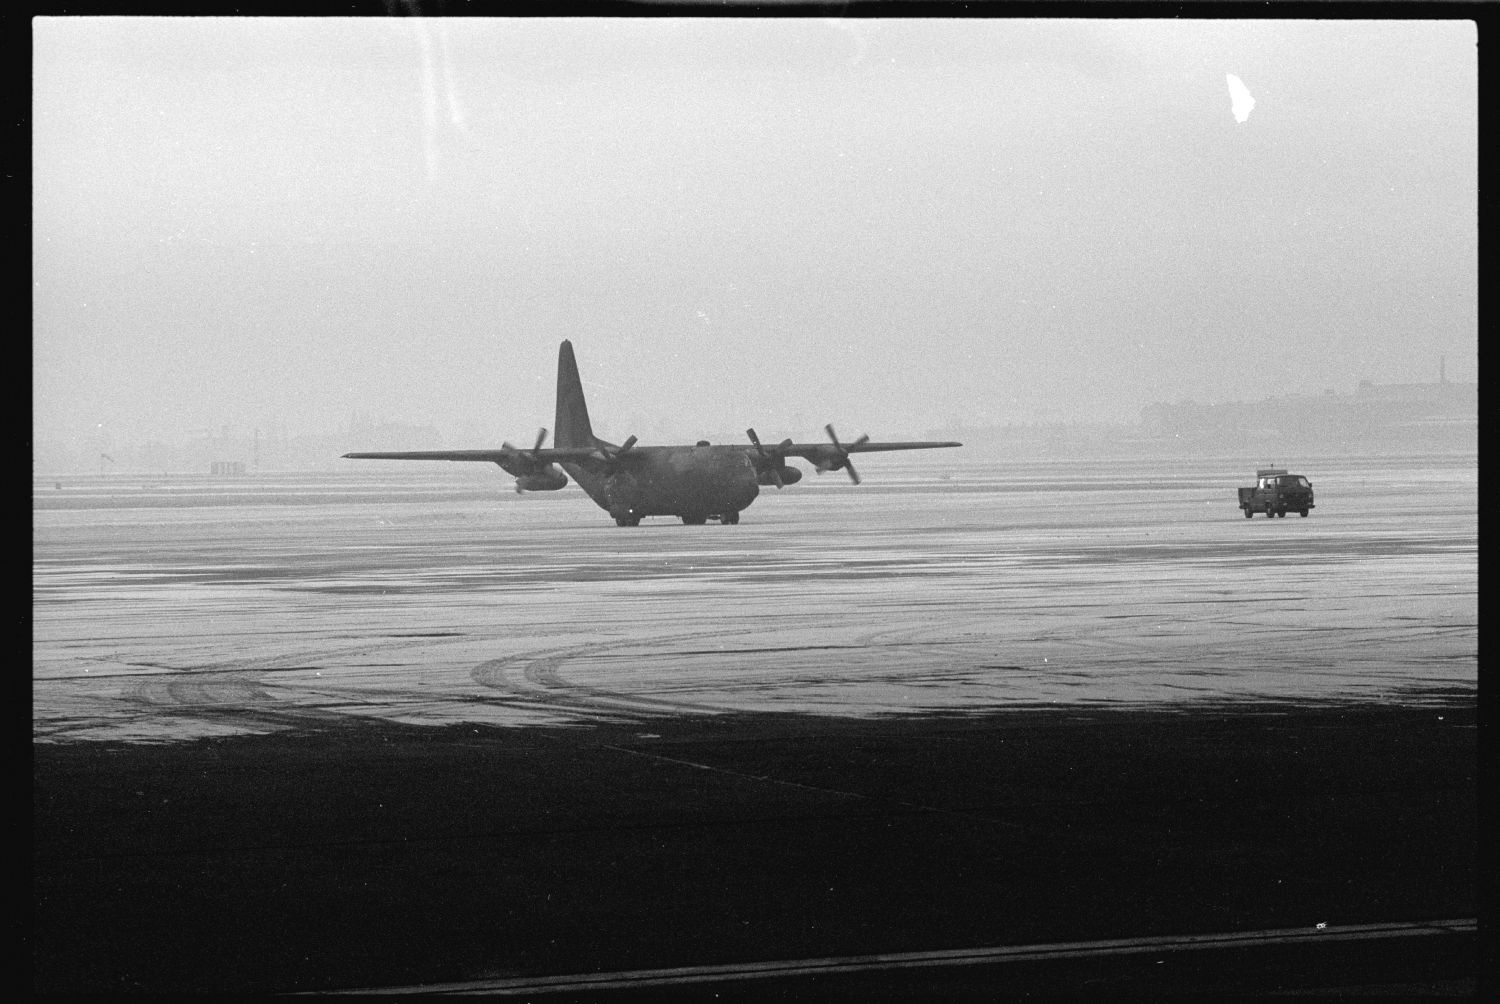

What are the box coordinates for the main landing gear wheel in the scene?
[614,514,641,527]
[681,515,707,525]
[722,511,739,525]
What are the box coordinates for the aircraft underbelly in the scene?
[565,450,758,517]
[631,475,758,516]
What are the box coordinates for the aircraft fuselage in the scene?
[564,445,759,525]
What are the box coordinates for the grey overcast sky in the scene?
[33,17,1476,446]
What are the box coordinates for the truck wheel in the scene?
[1277,510,1286,518]
[1244,508,1253,518]
[1299,509,1308,517]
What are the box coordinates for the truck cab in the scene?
[1239,468,1315,518]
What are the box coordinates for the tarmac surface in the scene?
[33,453,1477,994]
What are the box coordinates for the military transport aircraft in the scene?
[344,340,961,526]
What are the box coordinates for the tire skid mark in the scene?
[524,652,734,716]
[469,616,1017,720]
[470,627,762,718]
[114,632,485,732]
[123,672,350,731]
[472,623,839,716]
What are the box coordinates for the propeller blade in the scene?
[593,435,639,466]
[847,432,867,482]
[824,425,864,484]
[747,428,786,488]
[502,428,549,462]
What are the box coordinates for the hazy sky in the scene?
[33,17,1476,446]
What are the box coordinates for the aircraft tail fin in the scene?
[554,340,596,448]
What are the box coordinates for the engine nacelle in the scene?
[757,466,802,486]
[514,467,568,492]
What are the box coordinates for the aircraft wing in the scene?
[342,449,601,463]
[776,440,962,461]
[740,433,961,485]
[344,441,962,465]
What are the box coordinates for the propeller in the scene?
[746,428,794,488]
[501,428,551,493]
[592,435,638,468]
[823,424,869,485]
[501,427,549,462]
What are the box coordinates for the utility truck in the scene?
[1239,468,1315,518]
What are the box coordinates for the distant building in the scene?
[1138,377,1475,453]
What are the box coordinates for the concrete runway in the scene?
[32,452,1477,993]
[34,453,1477,740]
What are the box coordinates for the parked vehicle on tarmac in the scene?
[1239,468,1315,518]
